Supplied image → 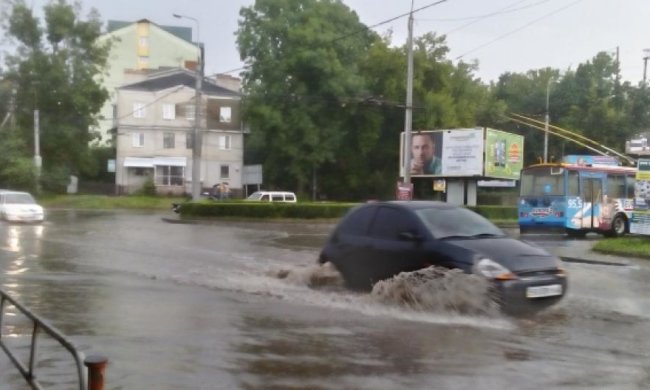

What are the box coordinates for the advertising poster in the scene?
[484,128,524,180]
[440,129,484,176]
[563,155,619,167]
[631,159,650,235]
[400,130,444,177]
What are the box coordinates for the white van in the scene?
[246,191,297,203]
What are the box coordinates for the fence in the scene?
[0,289,107,390]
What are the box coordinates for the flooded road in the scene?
[1,210,650,389]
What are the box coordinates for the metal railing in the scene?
[0,289,107,390]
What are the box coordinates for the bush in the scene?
[177,201,356,219]
[176,201,518,221]
[135,179,157,196]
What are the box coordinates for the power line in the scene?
[442,0,552,36]
[455,0,582,60]
[419,0,550,23]
[115,85,185,121]
[217,0,449,75]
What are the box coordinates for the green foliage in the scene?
[40,194,186,210]
[467,205,518,221]
[593,236,650,259]
[1,0,111,193]
[79,146,115,182]
[177,201,355,219]
[135,178,157,196]
[238,0,374,196]
[237,1,494,201]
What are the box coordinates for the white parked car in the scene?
[246,191,297,203]
[0,190,45,223]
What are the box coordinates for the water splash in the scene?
[270,262,345,291]
[371,266,501,317]
[270,263,502,319]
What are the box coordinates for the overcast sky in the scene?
[13,0,650,84]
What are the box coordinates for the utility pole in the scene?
[403,1,415,186]
[544,78,551,163]
[643,49,650,86]
[174,13,202,200]
[34,109,41,193]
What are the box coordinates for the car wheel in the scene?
[606,214,627,238]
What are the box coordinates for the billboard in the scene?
[631,159,650,235]
[483,128,524,180]
[400,128,484,177]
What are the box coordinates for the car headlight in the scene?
[474,258,517,280]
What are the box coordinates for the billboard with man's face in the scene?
[400,128,484,177]
[400,127,524,179]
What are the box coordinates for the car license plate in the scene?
[526,284,563,298]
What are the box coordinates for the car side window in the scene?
[272,194,283,201]
[261,195,270,202]
[337,206,376,236]
[368,207,415,240]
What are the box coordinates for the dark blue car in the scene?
[318,201,567,313]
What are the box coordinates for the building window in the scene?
[185,104,195,121]
[133,102,146,118]
[219,106,232,123]
[138,56,149,66]
[132,132,144,147]
[163,132,175,149]
[218,135,231,150]
[162,103,175,120]
[186,133,194,149]
[220,164,230,179]
[156,166,184,186]
[139,36,149,47]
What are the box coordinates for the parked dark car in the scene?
[318,201,567,312]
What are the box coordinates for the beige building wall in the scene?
[116,84,243,195]
[96,20,199,145]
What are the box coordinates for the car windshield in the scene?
[415,206,505,239]
[5,193,36,204]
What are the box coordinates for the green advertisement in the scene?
[484,128,524,180]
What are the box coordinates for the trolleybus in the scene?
[518,161,636,237]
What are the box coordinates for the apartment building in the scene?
[115,68,243,195]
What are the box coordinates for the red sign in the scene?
[396,181,413,200]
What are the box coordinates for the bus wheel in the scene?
[606,214,627,238]
[566,228,587,238]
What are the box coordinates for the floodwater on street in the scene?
[1,209,650,389]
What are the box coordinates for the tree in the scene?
[1,0,110,192]
[237,0,377,196]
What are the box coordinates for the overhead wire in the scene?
[418,0,551,22]
[216,0,449,75]
[454,0,582,60]
[509,113,636,165]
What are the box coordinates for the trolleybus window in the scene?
[520,167,565,196]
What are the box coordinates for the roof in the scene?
[107,19,193,43]
[119,69,240,97]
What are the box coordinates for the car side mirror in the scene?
[398,231,422,241]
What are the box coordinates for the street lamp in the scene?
[173,13,203,200]
[643,48,650,84]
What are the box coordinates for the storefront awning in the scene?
[153,157,186,167]
[123,157,154,168]
[123,157,187,168]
